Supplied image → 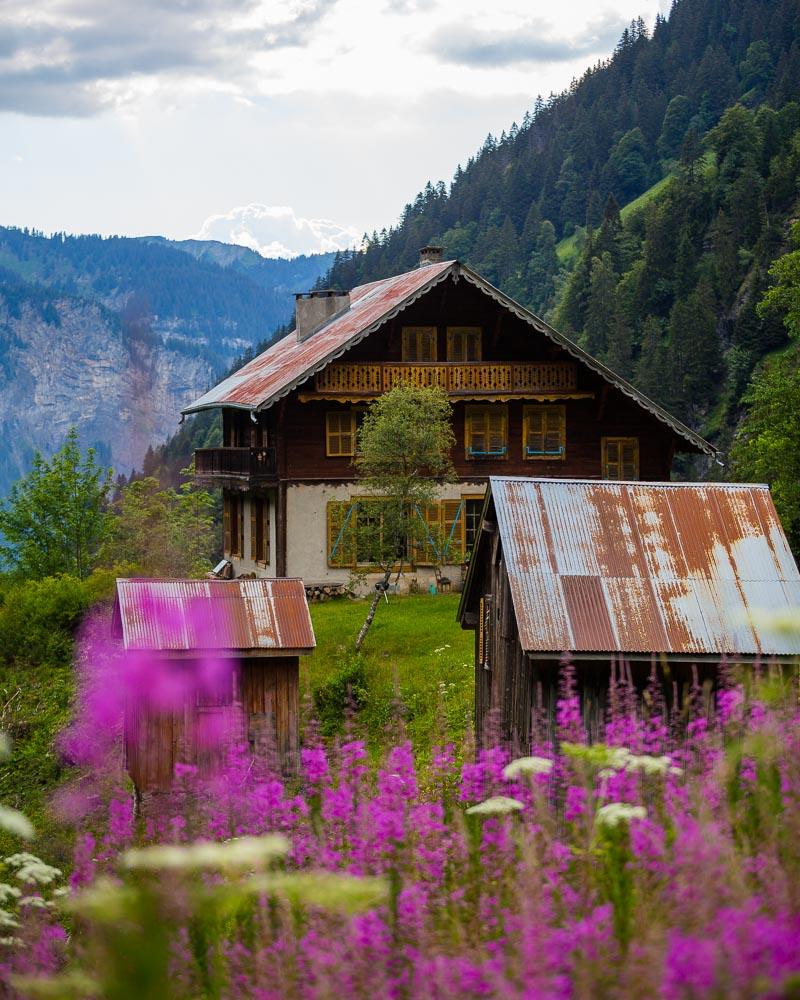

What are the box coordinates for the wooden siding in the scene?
[124,656,299,792]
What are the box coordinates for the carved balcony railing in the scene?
[194,447,277,480]
[313,362,577,396]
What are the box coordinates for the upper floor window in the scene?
[326,411,356,456]
[402,326,437,361]
[602,437,639,480]
[465,405,507,459]
[524,405,565,460]
[223,493,245,557]
[250,496,270,564]
[447,327,482,362]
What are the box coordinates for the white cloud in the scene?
[192,203,360,258]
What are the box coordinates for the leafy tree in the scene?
[758,221,800,338]
[102,474,216,577]
[0,428,111,580]
[731,346,800,551]
[352,386,456,651]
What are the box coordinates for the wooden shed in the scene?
[458,477,800,746]
[113,578,315,792]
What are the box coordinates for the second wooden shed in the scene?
[113,577,316,792]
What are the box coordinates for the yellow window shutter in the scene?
[487,408,507,454]
[621,439,639,479]
[327,500,356,567]
[413,502,441,565]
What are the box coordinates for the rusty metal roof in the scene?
[477,477,800,657]
[114,578,316,653]
[181,260,712,456]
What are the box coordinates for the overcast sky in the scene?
[0,0,670,258]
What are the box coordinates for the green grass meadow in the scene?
[304,593,474,759]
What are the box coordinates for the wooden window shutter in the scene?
[327,500,356,567]
[447,327,481,362]
[402,326,437,361]
[326,412,355,457]
[416,502,441,566]
[250,499,258,560]
[441,500,463,563]
[487,407,507,455]
[238,497,245,557]
[223,493,232,555]
[621,439,639,479]
[524,405,565,459]
[602,437,638,479]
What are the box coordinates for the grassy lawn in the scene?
[304,592,474,759]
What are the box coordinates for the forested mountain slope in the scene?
[317,0,800,471]
[0,228,332,493]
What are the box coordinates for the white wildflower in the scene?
[0,909,19,929]
[465,796,524,817]
[5,855,61,886]
[596,803,647,829]
[433,644,451,654]
[624,754,672,776]
[20,896,54,910]
[0,936,21,946]
[669,765,683,776]
[0,807,34,840]
[0,884,21,904]
[122,834,290,872]
[503,756,553,780]
[249,872,388,914]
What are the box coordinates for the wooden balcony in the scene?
[194,447,277,482]
[312,362,578,397]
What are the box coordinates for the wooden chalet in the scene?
[458,478,800,746]
[114,578,315,791]
[183,248,715,591]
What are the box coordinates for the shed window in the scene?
[524,405,565,460]
[447,327,482,362]
[326,410,357,457]
[223,493,245,557]
[465,405,507,459]
[401,326,437,361]
[250,496,270,564]
[602,437,639,480]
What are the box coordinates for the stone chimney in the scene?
[295,289,350,341]
[419,244,444,267]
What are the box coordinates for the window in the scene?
[602,437,639,480]
[464,497,484,558]
[327,499,467,568]
[326,410,357,456]
[447,327,482,361]
[223,493,245,557]
[465,405,507,459]
[250,496,270,564]
[401,326,437,361]
[524,405,566,460]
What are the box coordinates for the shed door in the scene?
[241,658,299,770]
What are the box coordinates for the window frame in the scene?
[401,326,438,362]
[446,326,482,362]
[325,410,357,457]
[523,404,566,461]
[464,405,508,460]
[250,496,270,565]
[601,436,640,480]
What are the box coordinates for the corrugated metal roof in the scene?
[487,477,800,657]
[181,260,712,456]
[114,578,316,653]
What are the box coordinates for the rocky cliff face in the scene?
[0,228,334,493]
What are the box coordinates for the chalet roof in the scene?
[460,477,800,658]
[182,260,713,456]
[114,578,316,654]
